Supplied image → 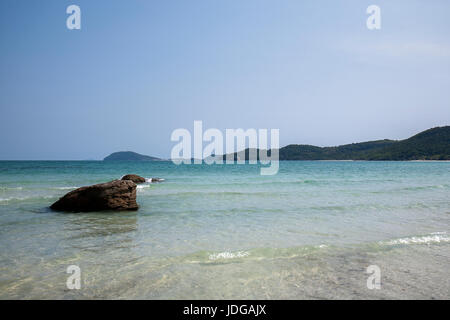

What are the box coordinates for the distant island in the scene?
[224,126,450,161]
[106,127,449,162]
[104,151,162,161]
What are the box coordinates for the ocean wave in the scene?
[0,186,23,190]
[208,251,249,261]
[1,186,78,191]
[369,184,450,194]
[183,244,329,264]
[399,185,449,192]
[146,178,165,183]
[152,191,276,198]
[0,195,55,203]
[380,232,450,246]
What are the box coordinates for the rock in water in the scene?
[50,180,139,212]
[121,174,146,184]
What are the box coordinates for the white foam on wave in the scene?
[0,195,55,203]
[146,178,165,183]
[209,251,249,260]
[136,184,151,190]
[0,187,23,190]
[0,196,32,202]
[381,232,450,246]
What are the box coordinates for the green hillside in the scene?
[361,126,450,160]
[223,126,450,161]
[279,139,397,160]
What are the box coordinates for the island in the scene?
[103,151,162,161]
[223,126,450,161]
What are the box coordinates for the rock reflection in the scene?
[62,212,138,252]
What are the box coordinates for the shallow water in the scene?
[0,161,449,299]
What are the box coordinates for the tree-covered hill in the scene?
[360,126,450,160]
[223,126,450,161]
[279,139,397,160]
[103,151,161,161]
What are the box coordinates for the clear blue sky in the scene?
[1,0,449,160]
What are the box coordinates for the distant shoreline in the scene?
[1,159,449,162]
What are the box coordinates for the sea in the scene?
[0,160,449,299]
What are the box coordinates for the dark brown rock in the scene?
[50,180,138,212]
[149,178,165,183]
[121,174,146,184]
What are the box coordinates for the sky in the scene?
[0,0,449,160]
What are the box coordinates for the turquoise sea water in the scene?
[0,161,449,299]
